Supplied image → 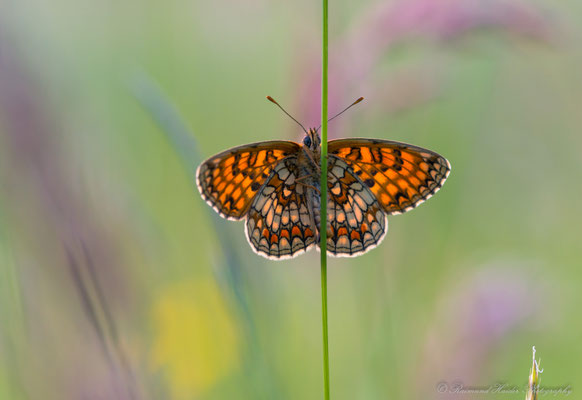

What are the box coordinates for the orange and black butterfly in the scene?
[196,97,450,259]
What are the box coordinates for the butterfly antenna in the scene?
[266,96,309,135]
[316,97,364,132]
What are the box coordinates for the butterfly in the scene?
[196,99,450,260]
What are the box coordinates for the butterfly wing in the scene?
[328,139,450,215]
[246,157,317,259]
[325,156,387,257]
[196,141,301,220]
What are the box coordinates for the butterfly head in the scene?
[302,128,321,150]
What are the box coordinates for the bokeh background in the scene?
[1,0,581,399]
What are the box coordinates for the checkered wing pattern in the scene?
[329,139,450,215]
[326,156,387,257]
[246,158,317,259]
[196,141,300,220]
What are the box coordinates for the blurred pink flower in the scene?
[417,260,549,399]
[294,0,554,139]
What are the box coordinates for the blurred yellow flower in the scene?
[151,279,239,399]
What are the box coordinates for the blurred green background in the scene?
[1,0,581,399]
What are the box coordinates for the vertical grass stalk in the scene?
[320,0,330,398]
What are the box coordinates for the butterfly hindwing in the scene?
[246,157,317,259]
[329,138,450,215]
[326,156,387,257]
[196,141,301,220]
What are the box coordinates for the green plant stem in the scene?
[320,0,330,398]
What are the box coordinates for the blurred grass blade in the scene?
[129,71,244,273]
[129,72,201,173]
[79,241,139,397]
[64,245,136,400]
[0,206,27,399]
[130,71,281,397]
[129,71,247,271]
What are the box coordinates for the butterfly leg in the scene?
[295,174,321,194]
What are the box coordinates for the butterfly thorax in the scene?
[297,128,322,192]
[296,128,323,237]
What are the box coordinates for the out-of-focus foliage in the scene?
[1,0,581,399]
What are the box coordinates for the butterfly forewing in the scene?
[328,139,450,215]
[196,141,301,220]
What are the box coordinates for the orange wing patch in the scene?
[196,141,300,220]
[329,139,450,215]
[246,158,317,259]
[325,157,387,256]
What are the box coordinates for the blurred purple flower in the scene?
[416,260,548,399]
[294,0,554,139]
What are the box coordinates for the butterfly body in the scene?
[197,128,450,260]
